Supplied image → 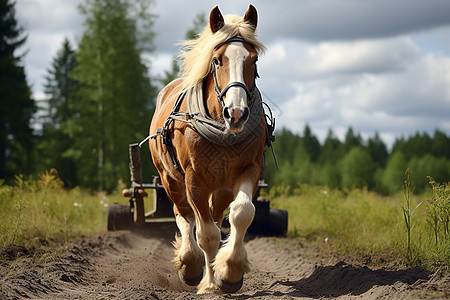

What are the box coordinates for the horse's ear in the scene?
[210,6,224,34]
[243,4,258,30]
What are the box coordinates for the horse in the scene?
[148,5,268,294]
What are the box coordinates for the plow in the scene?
[107,143,288,237]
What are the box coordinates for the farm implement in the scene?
[107,143,288,236]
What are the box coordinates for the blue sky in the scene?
[16,0,450,148]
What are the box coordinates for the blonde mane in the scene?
[178,14,266,92]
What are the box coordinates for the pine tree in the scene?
[318,129,342,188]
[0,0,36,180]
[70,0,157,191]
[37,38,79,185]
[344,127,362,152]
[319,129,342,162]
[430,130,450,159]
[368,132,388,168]
[302,124,321,162]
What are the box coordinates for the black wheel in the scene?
[268,208,288,236]
[107,203,133,231]
[247,197,270,235]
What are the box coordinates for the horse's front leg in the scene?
[213,180,255,293]
[185,173,221,294]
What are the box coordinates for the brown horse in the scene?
[149,5,267,294]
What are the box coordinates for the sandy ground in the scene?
[1,222,448,299]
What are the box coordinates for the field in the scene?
[0,172,449,299]
[0,172,124,252]
[269,184,449,271]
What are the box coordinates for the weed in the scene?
[401,168,422,260]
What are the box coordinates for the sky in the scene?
[15,0,450,148]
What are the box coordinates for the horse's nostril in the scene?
[223,107,231,120]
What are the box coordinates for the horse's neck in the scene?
[203,74,223,121]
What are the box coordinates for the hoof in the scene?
[217,277,243,293]
[179,270,203,286]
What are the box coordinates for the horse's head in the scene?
[209,5,259,132]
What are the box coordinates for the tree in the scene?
[430,130,450,159]
[344,127,362,152]
[340,146,374,190]
[409,154,450,193]
[317,129,342,188]
[319,129,342,162]
[42,38,78,127]
[37,38,79,186]
[302,124,321,162]
[378,151,407,195]
[0,0,36,180]
[368,132,388,168]
[70,0,157,191]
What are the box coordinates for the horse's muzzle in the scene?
[223,106,250,131]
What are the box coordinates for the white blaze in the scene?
[223,42,250,109]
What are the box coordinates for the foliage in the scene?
[266,126,450,195]
[0,0,36,182]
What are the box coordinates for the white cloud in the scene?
[305,38,421,76]
[261,37,421,82]
[272,37,450,145]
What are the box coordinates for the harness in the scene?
[140,37,277,175]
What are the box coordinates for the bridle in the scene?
[210,37,259,108]
[140,37,277,175]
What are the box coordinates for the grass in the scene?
[1,170,448,273]
[0,171,126,254]
[270,183,449,271]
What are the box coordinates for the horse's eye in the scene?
[213,57,219,65]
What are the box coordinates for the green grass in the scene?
[270,184,449,271]
[0,171,126,252]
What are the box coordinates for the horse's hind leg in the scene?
[213,180,255,293]
[173,207,204,286]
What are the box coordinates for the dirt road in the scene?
[1,222,448,299]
